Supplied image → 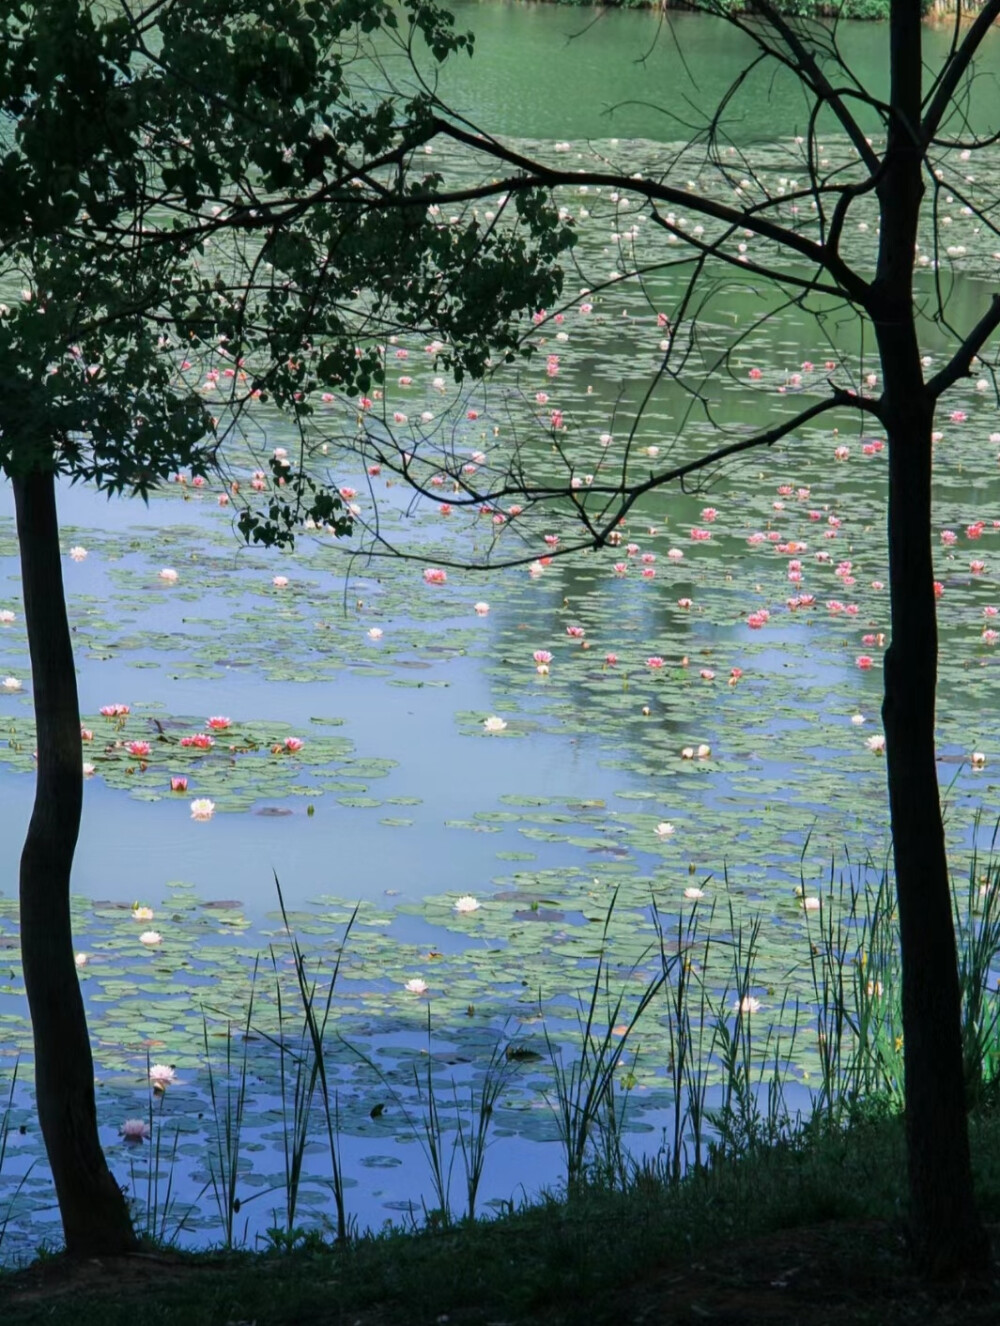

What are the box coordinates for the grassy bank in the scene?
[2,1102,1000,1324]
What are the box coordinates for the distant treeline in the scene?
[515,1,988,19]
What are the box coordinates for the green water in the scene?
[427,3,1000,143]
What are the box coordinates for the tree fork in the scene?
[12,467,137,1256]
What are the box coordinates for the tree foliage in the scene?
[0,0,573,1253]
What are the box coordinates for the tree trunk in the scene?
[12,467,137,1256]
[880,393,989,1277]
[869,0,990,1278]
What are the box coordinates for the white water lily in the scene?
[405,978,428,994]
[139,930,162,946]
[735,995,761,1015]
[655,822,675,838]
[190,797,216,820]
[483,715,507,733]
[2,676,22,691]
[684,887,705,901]
[454,895,481,913]
[149,1064,176,1089]
[865,734,886,754]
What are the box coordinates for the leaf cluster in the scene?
[0,0,571,544]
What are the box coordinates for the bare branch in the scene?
[742,0,880,174]
[922,0,1000,144]
[430,119,870,303]
[926,293,1000,402]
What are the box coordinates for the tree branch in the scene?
[921,0,1000,144]
[926,293,1000,401]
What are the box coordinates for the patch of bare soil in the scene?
[0,1249,233,1308]
[612,1219,1000,1325]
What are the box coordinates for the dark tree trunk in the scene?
[880,392,988,1277]
[12,467,137,1256]
[874,2,988,1276]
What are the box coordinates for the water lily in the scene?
[735,996,761,1014]
[2,677,22,691]
[132,906,155,921]
[120,1119,150,1142]
[474,601,490,615]
[284,737,304,753]
[454,895,481,913]
[0,609,14,624]
[68,546,88,561]
[139,930,162,946]
[206,716,232,731]
[866,734,886,754]
[126,740,151,758]
[405,978,428,994]
[684,887,705,900]
[170,776,188,792]
[82,762,96,777]
[483,716,507,733]
[423,567,447,585]
[367,627,384,640]
[655,822,675,838]
[190,798,216,820]
[149,1064,176,1090]
[158,568,178,583]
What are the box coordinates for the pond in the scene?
[1,3,1000,1259]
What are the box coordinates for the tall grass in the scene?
[266,878,357,1241]
[452,1036,511,1220]
[203,963,259,1249]
[956,821,1000,1103]
[31,847,1000,1258]
[541,895,667,1194]
[0,1064,34,1253]
[349,1012,511,1226]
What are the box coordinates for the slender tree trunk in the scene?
[869,0,989,1278]
[880,389,988,1276]
[12,467,137,1256]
